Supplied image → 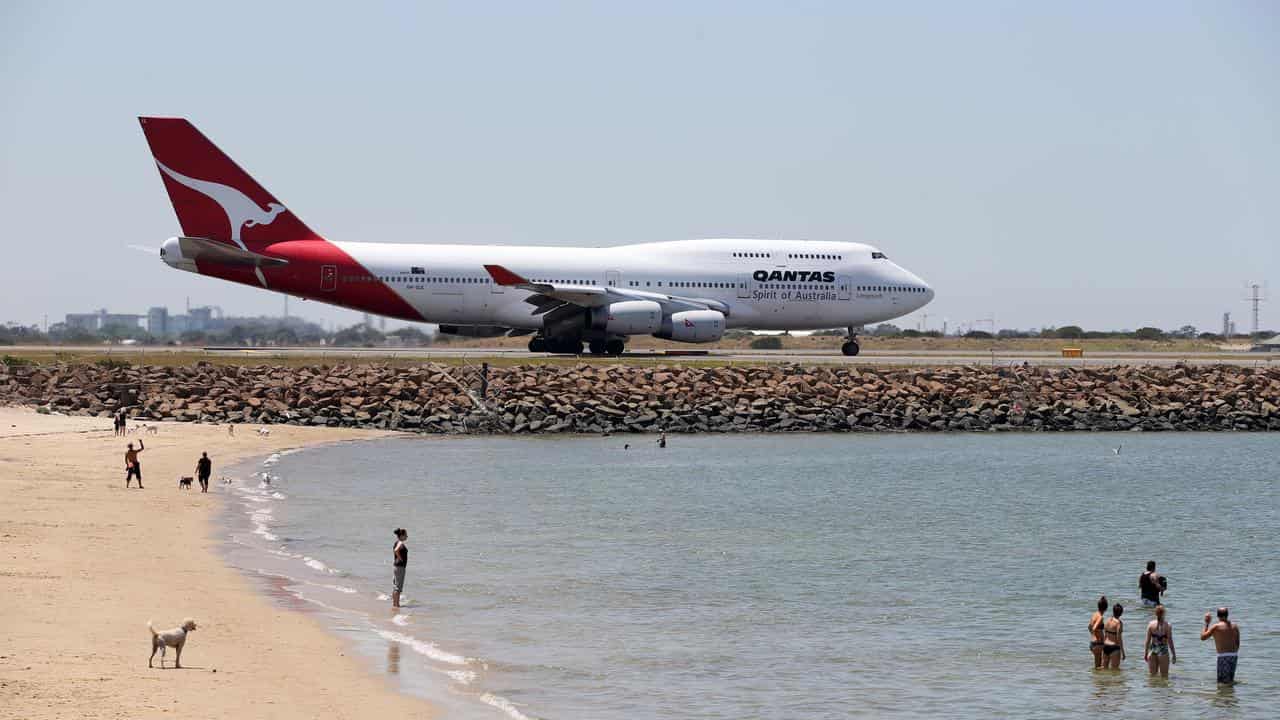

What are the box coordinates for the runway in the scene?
[9,344,1274,367]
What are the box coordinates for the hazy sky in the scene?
[2,1,1276,334]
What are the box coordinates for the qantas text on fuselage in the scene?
[139,117,933,356]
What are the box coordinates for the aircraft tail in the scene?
[138,117,321,250]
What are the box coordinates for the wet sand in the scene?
[0,407,433,719]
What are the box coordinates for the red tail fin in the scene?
[138,117,321,250]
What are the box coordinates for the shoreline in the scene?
[0,406,435,719]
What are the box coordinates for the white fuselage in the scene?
[326,238,933,331]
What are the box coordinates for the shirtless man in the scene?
[124,440,145,489]
[1200,607,1241,684]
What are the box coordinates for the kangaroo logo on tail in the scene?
[155,160,288,252]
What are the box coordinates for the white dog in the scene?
[256,427,271,437]
[127,425,140,435]
[148,618,197,668]
[145,424,159,435]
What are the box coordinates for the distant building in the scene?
[147,307,168,336]
[1251,335,1280,352]
[64,309,144,332]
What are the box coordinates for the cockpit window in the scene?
[871,251,887,259]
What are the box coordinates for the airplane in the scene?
[139,117,933,356]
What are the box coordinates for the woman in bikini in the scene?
[1088,595,1108,668]
[1102,603,1125,669]
[1144,604,1176,677]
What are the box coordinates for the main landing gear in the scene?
[528,335,589,355]
[841,326,860,357]
[588,338,626,356]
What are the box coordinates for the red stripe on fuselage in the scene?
[194,240,424,322]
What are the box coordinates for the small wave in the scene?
[263,453,281,465]
[253,524,279,542]
[303,557,339,574]
[377,593,389,601]
[270,491,287,499]
[447,668,478,685]
[480,693,537,720]
[376,630,469,666]
[392,613,410,626]
[323,584,359,594]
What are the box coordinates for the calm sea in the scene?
[222,433,1278,719]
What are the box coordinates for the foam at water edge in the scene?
[304,556,340,574]
[376,630,470,666]
[480,693,537,720]
[392,613,410,626]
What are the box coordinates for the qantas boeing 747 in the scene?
[140,117,933,355]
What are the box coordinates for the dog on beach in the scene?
[145,424,159,435]
[148,618,197,668]
[178,476,193,490]
[256,427,271,437]
[127,425,139,435]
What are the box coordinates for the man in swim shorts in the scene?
[1200,607,1241,684]
[124,440,144,489]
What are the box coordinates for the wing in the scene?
[483,264,731,316]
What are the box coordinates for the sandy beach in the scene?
[0,407,433,719]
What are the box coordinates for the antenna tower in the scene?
[1243,282,1267,335]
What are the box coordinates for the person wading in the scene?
[1200,607,1241,684]
[1088,595,1108,669]
[1139,561,1165,607]
[1102,603,1125,669]
[1144,604,1176,677]
[391,528,409,609]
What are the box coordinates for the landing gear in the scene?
[528,337,547,353]
[549,337,583,355]
[605,338,625,356]
[589,339,607,355]
[841,326,860,357]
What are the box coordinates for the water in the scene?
[222,434,1279,719]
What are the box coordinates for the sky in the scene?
[2,1,1276,334]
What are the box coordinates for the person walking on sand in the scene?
[1139,561,1166,607]
[196,452,212,493]
[227,423,235,437]
[391,528,409,609]
[124,440,145,489]
[1088,595,1108,669]
[1200,607,1241,684]
[1144,604,1176,677]
[1102,603,1125,669]
[658,431,667,449]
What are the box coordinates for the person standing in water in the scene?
[658,431,667,449]
[1088,595,1108,669]
[1200,607,1241,684]
[1144,604,1176,677]
[124,440,144,489]
[391,528,409,609]
[1102,603,1125,669]
[1139,561,1165,607]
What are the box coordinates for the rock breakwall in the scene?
[2,362,1278,433]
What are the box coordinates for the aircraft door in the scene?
[736,273,751,299]
[606,270,621,288]
[321,265,337,292]
[837,275,851,301]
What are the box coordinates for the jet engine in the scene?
[588,300,662,335]
[654,310,725,343]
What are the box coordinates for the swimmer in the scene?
[1102,603,1125,669]
[1144,604,1175,677]
[1088,595,1108,669]
[1200,607,1240,684]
